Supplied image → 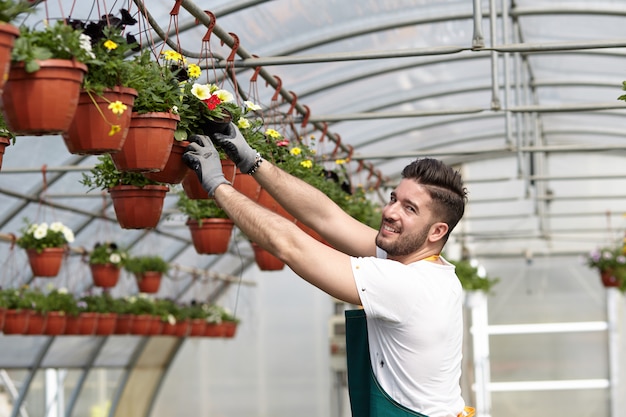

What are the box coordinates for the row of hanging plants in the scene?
[0,287,239,337]
[584,242,626,291]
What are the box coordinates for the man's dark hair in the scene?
[401,158,467,240]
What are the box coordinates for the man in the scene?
[182,125,473,417]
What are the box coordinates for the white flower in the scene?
[61,226,74,243]
[167,314,176,325]
[50,222,64,232]
[191,83,212,100]
[79,33,95,59]
[58,288,68,294]
[33,224,48,240]
[214,89,234,103]
[244,101,261,111]
[109,253,121,264]
[171,105,179,114]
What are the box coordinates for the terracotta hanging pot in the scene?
[222,321,237,338]
[188,318,207,337]
[26,247,65,277]
[94,313,117,336]
[251,242,285,271]
[108,184,169,229]
[600,270,620,287]
[0,23,19,91]
[186,218,235,255]
[1,59,87,135]
[111,111,180,172]
[161,320,178,336]
[182,159,240,200]
[173,320,190,337]
[62,87,138,155]
[113,314,134,335]
[76,312,99,335]
[143,140,190,184]
[90,263,122,288]
[43,312,67,336]
[204,322,226,337]
[148,317,164,335]
[25,312,46,335]
[0,136,10,171]
[130,314,152,335]
[135,271,162,293]
[2,309,31,334]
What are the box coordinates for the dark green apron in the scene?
[345,309,429,417]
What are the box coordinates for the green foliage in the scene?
[11,20,94,73]
[0,112,15,143]
[43,288,78,316]
[78,292,118,314]
[618,81,626,102]
[0,0,38,23]
[88,241,129,266]
[449,259,500,293]
[80,154,164,191]
[82,26,137,93]
[127,50,181,114]
[585,245,626,271]
[124,255,170,274]
[175,190,228,220]
[15,218,74,252]
[0,286,35,310]
[117,294,158,316]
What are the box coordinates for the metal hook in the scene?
[250,54,262,82]
[268,75,282,102]
[286,91,298,116]
[170,0,183,16]
[220,32,240,63]
[200,10,216,42]
[300,105,311,128]
[331,134,342,157]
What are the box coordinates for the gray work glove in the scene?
[211,123,259,174]
[182,135,231,196]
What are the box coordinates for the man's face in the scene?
[375,179,436,258]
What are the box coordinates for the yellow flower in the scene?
[161,50,185,63]
[300,160,313,169]
[187,64,201,79]
[265,128,282,139]
[108,125,121,136]
[245,100,261,111]
[108,101,127,115]
[335,159,347,165]
[238,118,251,129]
[214,89,234,103]
[290,147,302,156]
[103,40,118,51]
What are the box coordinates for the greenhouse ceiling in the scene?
[1,0,626,299]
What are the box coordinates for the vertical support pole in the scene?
[606,288,620,417]
[488,0,501,110]
[471,0,485,48]
[468,291,492,417]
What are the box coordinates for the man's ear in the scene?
[428,222,449,243]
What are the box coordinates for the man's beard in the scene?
[375,221,431,257]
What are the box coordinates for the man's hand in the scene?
[182,135,230,196]
[211,123,259,174]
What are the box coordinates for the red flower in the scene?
[276,140,290,147]
[204,95,222,110]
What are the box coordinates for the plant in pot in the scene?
[124,255,170,294]
[63,12,140,154]
[40,286,78,335]
[118,293,160,335]
[0,0,40,91]
[0,286,36,334]
[175,190,234,255]
[0,112,15,171]
[78,292,118,335]
[88,241,129,288]
[112,49,182,173]
[585,244,626,290]
[180,299,210,337]
[15,218,75,277]
[80,154,169,229]
[4,20,94,135]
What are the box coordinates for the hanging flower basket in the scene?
[143,140,190,184]
[187,218,234,255]
[94,313,117,336]
[251,242,285,271]
[62,87,138,155]
[130,314,152,335]
[111,111,179,172]
[114,314,134,335]
[135,271,163,293]
[1,59,87,135]
[600,270,620,288]
[0,23,19,91]
[232,168,261,201]
[108,184,168,229]
[25,312,46,335]
[188,318,206,337]
[0,136,11,171]
[90,263,122,288]
[26,247,65,277]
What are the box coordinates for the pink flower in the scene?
[276,140,290,147]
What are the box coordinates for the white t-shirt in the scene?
[350,250,466,417]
